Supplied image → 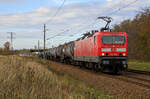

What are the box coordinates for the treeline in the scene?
[0,49,18,55]
[113,7,150,61]
[0,49,30,55]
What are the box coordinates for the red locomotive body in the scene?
[74,32,128,73]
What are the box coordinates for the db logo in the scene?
[112,48,115,51]
[114,53,117,56]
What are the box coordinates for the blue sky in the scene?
[0,0,150,49]
[0,0,99,13]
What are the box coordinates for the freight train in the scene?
[39,17,128,74]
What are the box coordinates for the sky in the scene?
[0,0,150,49]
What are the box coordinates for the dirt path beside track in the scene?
[46,60,150,99]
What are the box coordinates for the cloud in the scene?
[51,0,64,4]
[0,0,150,49]
[0,0,17,2]
[0,7,52,28]
[0,0,24,3]
[106,0,113,2]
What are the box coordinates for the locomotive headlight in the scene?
[116,48,126,52]
[123,53,126,56]
[102,53,105,56]
[101,48,111,52]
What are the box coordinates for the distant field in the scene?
[129,61,150,71]
[0,55,111,99]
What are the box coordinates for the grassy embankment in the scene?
[0,55,111,99]
[129,61,150,71]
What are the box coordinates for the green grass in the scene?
[129,61,150,71]
[0,55,112,99]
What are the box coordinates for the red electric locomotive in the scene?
[74,17,128,73]
[74,31,128,73]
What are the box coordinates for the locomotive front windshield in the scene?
[102,35,125,44]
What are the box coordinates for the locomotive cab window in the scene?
[94,36,97,45]
[102,35,125,44]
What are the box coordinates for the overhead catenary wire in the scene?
[73,0,140,34]
[52,0,139,37]
[46,0,66,42]
[107,0,139,16]
[47,29,69,40]
[47,0,140,47]
[48,0,139,36]
[45,0,66,48]
[47,0,66,24]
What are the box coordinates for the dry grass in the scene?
[0,55,110,99]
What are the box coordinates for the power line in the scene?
[76,0,140,33]
[47,0,139,46]
[107,0,139,15]
[47,29,69,40]
[47,0,66,24]
[46,0,66,44]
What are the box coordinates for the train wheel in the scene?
[112,65,118,74]
[125,64,128,71]
[94,64,99,72]
[60,59,63,63]
[66,59,69,64]
[82,62,86,69]
[119,64,126,74]
[100,64,105,73]
[88,63,91,69]
[89,63,93,70]
[79,62,83,68]
[72,61,75,65]
[75,61,79,66]
[85,63,89,69]
[112,65,122,74]
[64,60,67,64]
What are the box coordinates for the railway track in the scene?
[93,71,150,89]
[124,71,150,82]
[114,75,150,89]
[121,70,150,89]
[67,63,150,89]
[71,63,150,89]
[43,58,150,90]
[124,74,150,83]
[128,69,150,75]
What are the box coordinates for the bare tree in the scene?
[4,42,10,51]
